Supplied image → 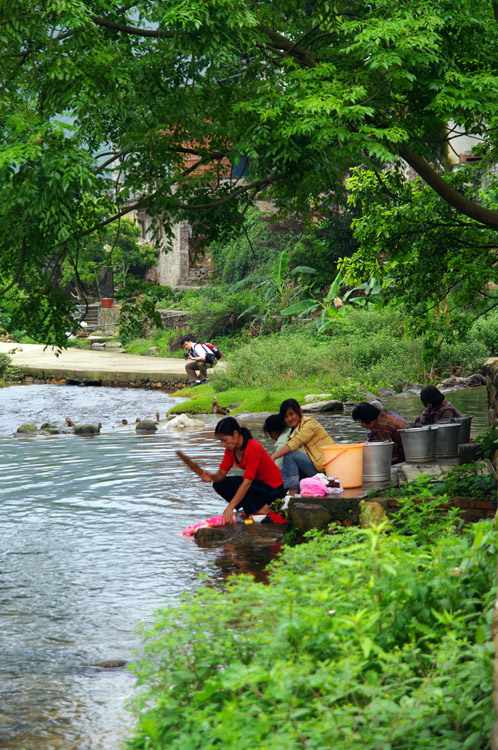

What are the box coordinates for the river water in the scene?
[0,384,488,750]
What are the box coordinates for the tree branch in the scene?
[256,24,317,67]
[90,15,174,38]
[399,144,498,229]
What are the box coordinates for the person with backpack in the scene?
[180,335,222,386]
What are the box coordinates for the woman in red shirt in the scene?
[201,417,285,523]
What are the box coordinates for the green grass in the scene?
[169,383,315,415]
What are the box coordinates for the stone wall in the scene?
[157,220,212,288]
[97,304,121,334]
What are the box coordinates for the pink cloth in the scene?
[299,477,329,497]
[182,514,235,536]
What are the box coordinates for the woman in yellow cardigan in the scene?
[271,398,334,492]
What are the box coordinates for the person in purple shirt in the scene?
[414,386,461,426]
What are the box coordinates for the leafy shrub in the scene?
[0,352,11,379]
[433,338,489,378]
[469,310,498,356]
[168,287,256,339]
[127,519,496,750]
[209,332,338,390]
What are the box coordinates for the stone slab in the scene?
[301,400,343,413]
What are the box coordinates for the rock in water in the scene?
[135,419,157,433]
[91,659,127,669]
[74,423,102,435]
[15,423,38,434]
[164,414,205,431]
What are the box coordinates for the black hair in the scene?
[351,402,381,423]
[263,414,287,438]
[279,398,302,420]
[180,335,194,345]
[420,385,444,407]
[215,416,252,449]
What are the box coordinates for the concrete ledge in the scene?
[18,366,187,387]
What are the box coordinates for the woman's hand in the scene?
[200,471,214,483]
[223,505,234,524]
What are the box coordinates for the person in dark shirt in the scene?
[414,386,461,426]
[201,417,285,523]
[352,402,409,464]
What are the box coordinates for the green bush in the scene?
[0,352,11,379]
[209,331,337,390]
[433,338,489,378]
[127,518,496,750]
[471,311,498,356]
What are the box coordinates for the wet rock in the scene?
[377,387,397,397]
[74,423,102,435]
[16,423,37,434]
[39,422,60,435]
[360,501,386,528]
[288,502,332,532]
[464,373,486,387]
[436,375,467,389]
[302,400,343,413]
[402,381,423,392]
[194,522,287,547]
[135,419,157,432]
[91,659,127,669]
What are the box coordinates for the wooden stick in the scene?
[176,450,207,479]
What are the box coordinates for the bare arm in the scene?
[200,468,227,483]
[223,477,253,523]
[272,443,291,461]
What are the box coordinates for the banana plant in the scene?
[238,251,317,331]
[280,271,384,332]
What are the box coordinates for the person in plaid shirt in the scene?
[352,402,409,464]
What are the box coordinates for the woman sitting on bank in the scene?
[201,417,285,523]
[263,413,307,468]
[414,386,461,426]
[271,398,334,493]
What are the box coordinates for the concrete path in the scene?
[0,342,188,386]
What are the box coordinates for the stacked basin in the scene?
[400,418,471,463]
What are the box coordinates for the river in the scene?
[0,384,489,750]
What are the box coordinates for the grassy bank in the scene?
[126,508,496,750]
[169,383,334,416]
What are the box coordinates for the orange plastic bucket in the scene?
[321,443,364,489]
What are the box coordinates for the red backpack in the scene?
[200,343,223,364]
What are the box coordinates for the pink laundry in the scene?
[299,477,330,497]
[182,514,235,536]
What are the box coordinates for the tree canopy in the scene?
[3,0,498,341]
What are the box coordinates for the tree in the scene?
[60,216,158,296]
[341,164,498,358]
[3,0,498,341]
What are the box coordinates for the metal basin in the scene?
[400,426,436,463]
[434,422,460,458]
[451,415,472,444]
[363,441,393,482]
